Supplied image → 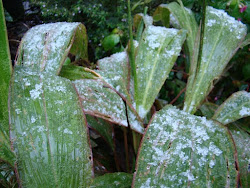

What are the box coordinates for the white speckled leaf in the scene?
[73,79,128,128]
[16,22,88,75]
[184,7,247,114]
[228,123,250,188]
[213,91,250,125]
[96,53,144,133]
[135,26,187,119]
[9,67,93,187]
[90,172,132,188]
[133,105,238,187]
[97,52,131,100]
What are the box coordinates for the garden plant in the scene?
[0,0,250,187]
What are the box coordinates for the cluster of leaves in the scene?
[1,0,250,187]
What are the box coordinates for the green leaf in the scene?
[0,0,14,166]
[97,52,144,134]
[16,22,88,75]
[199,102,218,119]
[240,33,250,49]
[228,123,250,188]
[9,67,93,187]
[135,26,187,119]
[133,105,238,187]
[59,65,99,80]
[73,79,128,128]
[86,115,114,151]
[184,6,247,114]
[102,34,120,51]
[90,172,132,188]
[153,5,170,28]
[212,91,250,125]
[97,52,131,101]
[134,13,153,28]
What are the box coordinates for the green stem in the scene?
[136,6,148,41]
[197,0,207,75]
[127,0,138,101]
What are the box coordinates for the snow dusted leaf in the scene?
[184,7,247,114]
[228,123,250,188]
[86,115,114,151]
[97,52,131,100]
[90,172,132,188]
[213,91,250,125]
[97,53,144,133]
[133,105,238,187]
[0,0,14,166]
[73,79,128,128]
[17,22,88,75]
[135,26,187,119]
[9,67,93,187]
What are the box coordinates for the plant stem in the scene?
[197,0,207,72]
[127,0,138,101]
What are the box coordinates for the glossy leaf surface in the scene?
[184,6,247,114]
[133,105,237,187]
[16,22,88,75]
[9,67,93,187]
[90,172,132,188]
[135,26,187,119]
[213,91,250,125]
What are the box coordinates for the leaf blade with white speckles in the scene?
[73,79,129,128]
[9,67,93,187]
[133,105,238,187]
[213,91,250,125]
[16,22,88,75]
[135,26,187,119]
[183,7,247,114]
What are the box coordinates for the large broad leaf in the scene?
[96,53,144,133]
[135,26,187,119]
[73,79,128,128]
[90,172,132,188]
[133,105,238,187]
[16,22,88,75]
[0,0,14,166]
[213,91,250,125]
[9,67,93,187]
[97,52,131,101]
[183,6,247,114]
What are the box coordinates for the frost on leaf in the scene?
[9,66,93,187]
[17,22,88,75]
[97,52,132,100]
[73,79,128,127]
[133,105,237,187]
[213,91,250,125]
[135,26,187,119]
[184,6,247,114]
